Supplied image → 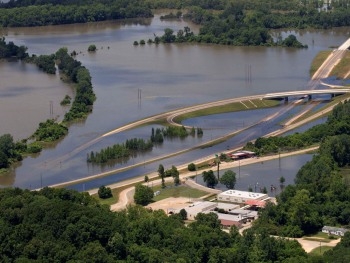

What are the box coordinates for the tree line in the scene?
[138,0,350,47]
[0,0,152,27]
[244,100,350,155]
[87,126,203,164]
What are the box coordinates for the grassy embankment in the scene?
[331,50,350,80]
[290,93,350,125]
[310,49,350,80]
[173,99,279,123]
[309,50,332,77]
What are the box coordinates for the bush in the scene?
[188,163,196,171]
[26,142,42,153]
[60,95,71,105]
[98,185,112,199]
[88,44,96,52]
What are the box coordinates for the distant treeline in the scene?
[142,0,350,47]
[145,26,306,48]
[144,0,350,29]
[0,0,152,27]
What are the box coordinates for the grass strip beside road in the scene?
[330,50,350,79]
[173,99,279,123]
[290,94,350,125]
[310,51,332,77]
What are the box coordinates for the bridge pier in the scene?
[284,97,288,103]
[308,94,312,101]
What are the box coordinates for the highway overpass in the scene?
[262,88,350,101]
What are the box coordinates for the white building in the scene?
[182,201,217,220]
[217,190,268,204]
[322,226,349,236]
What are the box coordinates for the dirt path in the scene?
[296,237,341,253]
[110,187,135,211]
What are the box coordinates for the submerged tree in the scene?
[219,170,236,189]
[202,170,218,188]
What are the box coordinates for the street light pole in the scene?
[238,159,241,178]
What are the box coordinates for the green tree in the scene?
[179,208,187,220]
[88,44,97,52]
[202,170,218,188]
[161,28,176,43]
[158,164,165,188]
[98,185,112,199]
[134,184,153,206]
[219,170,236,189]
[188,163,196,171]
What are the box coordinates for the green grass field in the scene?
[152,183,209,202]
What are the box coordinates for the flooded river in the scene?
[0,14,348,189]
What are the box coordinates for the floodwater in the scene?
[194,153,314,195]
[0,14,348,189]
[0,60,74,139]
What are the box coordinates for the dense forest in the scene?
[0,186,343,263]
[0,186,348,262]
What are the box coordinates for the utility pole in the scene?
[49,100,53,116]
[215,154,220,180]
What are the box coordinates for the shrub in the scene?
[188,163,196,171]
[98,185,112,199]
[87,44,97,52]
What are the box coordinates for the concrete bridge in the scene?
[263,88,350,102]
